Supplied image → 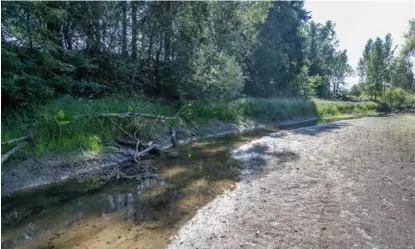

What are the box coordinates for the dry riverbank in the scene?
[168,114,415,249]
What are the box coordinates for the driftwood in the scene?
[113,167,157,180]
[1,132,33,163]
[1,135,30,146]
[100,112,178,121]
[116,137,140,147]
[134,143,157,158]
[1,144,24,164]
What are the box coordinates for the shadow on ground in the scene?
[291,122,349,136]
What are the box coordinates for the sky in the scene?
[304,0,415,88]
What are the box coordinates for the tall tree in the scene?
[330,50,353,95]
[121,1,128,58]
[131,1,138,60]
[246,1,309,97]
[359,34,395,100]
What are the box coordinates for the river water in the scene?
[0,118,329,249]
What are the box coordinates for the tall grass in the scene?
[1,96,175,156]
[181,98,382,121]
[1,96,383,157]
[313,99,380,117]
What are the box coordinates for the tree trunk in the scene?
[131,1,138,60]
[155,29,163,95]
[121,1,128,58]
[93,2,101,53]
[62,23,72,50]
[46,2,62,48]
[163,1,172,62]
[26,10,33,49]
[148,24,154,60]
[138,15,147,59]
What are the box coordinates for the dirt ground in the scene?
[167,114,415,249]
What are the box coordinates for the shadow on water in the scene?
[0,116,347,249]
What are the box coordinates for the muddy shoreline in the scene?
[1,116,321,198]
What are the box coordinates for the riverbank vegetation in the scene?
[1,2,414,158]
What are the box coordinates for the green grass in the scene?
[1,96,384,158]
[313,99,380,118]
[181,98,382,121]
[181,98,318,122]
[1,96,175,156]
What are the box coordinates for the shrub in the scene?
[385,88,415,110]
[184,44,244,101]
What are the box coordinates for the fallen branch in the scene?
[116,137,141,147]
[2,133,33,146]
[134,143,157,159]
[1,143,24,164]
[155,147,181,157]
[113,167,158,180]
[107,117,135,139]
[100,112,178,120]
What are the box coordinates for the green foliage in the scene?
[1,45,80,106]
[1,96,175,155]
[2,96,389,157]
[304,20,352,98]
[245,1,309,97]
[356,21,414,106]
[185,44,244,101]
[385,88,415,109]
[314,99,380,117]
[349,84,362,97]
[5,0,402,159]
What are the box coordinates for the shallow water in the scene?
[2,122,301,249]
[0,117,333,249]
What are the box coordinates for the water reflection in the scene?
[2,177,167,248]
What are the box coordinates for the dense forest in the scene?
[1,1,415,156]
[2,1,360,107]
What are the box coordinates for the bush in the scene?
[385,88,415,110]
[314,99,380,117]
[349,84,362,97]
[184,44,244,101]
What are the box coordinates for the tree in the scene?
[330,50,353,96]
[121,1,128,58]
[246,1,310,97]
[349,84,362,97]
[1,0,356,108]
[131,1,138,60]
[391,19,415,92]
[304,20,351,98]
[358,34,395,100]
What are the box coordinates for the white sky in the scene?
[304,0,415,87]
